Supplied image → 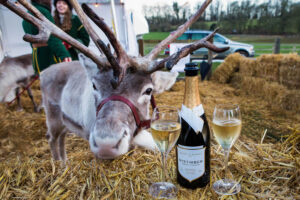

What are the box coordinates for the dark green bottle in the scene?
[176,63,211,189]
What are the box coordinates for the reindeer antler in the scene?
[142,0,230,73]
[82,3,127,59]
[146,0,213,61]
[148,29,230,72]
[81,3,133,87]
[1,0,229,88]
[0,0,50,43]
[68,0,104,55]
[69,0,126,87]
[0,0,107,67]
[60,0,126,87]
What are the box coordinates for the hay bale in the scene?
[231,73,300,113]
[277,89,300,112]
[210,53,242,83]
[279,53,300,82]
[213,53,300,89]
[253,54,300,89]
[231,73,266,96]
[255,54,282,81]
[213,53,300,113]
[239,56,257,76]
[279,66,300,89]
[279,55,300,89]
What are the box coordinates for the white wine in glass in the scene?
[212,104,242,195]
[151,120,181,154]
[212,119,241,150]
[149,106,181,199]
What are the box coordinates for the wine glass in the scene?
[149,106,181,199]
[212,104,242,195]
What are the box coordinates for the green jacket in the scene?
[66,15,90,60]
[22,2,70,74]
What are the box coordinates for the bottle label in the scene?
[177,144,205,182]
[180,104,204,134]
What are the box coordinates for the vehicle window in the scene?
[178,33,190,40]
[214,35,226,43]
[191,33,208,40]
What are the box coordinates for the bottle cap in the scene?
[184,63,199,76]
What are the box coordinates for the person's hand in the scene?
[63,57,72,62]
[62,41,72,49]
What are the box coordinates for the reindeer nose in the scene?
[90,133,128,159]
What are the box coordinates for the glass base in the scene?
[213,179,241,195]
[149,182,177,199]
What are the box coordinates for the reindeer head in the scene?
[79,55,178,159]
[1,0,228,159]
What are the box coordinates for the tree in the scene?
[290,3,300,32]
[172,2,180,23]
[279,0,291,33]
[143,0,299,34]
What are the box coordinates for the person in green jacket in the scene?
[22,0,72,75]
[53,0,90,60]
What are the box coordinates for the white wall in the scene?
[0,6,31,58]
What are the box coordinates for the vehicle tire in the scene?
[236,50,249,57]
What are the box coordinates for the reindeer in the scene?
[0,53,39,111]
[1,0,228,161]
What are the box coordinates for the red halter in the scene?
[96,95,157,131]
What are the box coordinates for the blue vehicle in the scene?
[165,30,255,59]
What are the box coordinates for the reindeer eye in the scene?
[126,67,136,74]
[93,83,97,90]
[144,88,152,95]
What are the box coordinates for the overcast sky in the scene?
[124,0,300,13]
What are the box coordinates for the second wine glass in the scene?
[149,106,181,199]
[212,104,242,195]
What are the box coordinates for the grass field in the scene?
[144,32,300,43]
[143,32,170,40]
[143,32,300,56]
[143,32,300,73]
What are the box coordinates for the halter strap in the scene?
[96,95,156,130]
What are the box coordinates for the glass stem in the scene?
[224,149,230,181]
[161,152,167,182]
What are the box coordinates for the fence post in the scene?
[137,36,144,56]
[273,38,281,54]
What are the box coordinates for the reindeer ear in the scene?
[151,71,178,94]
[78,53,99,79]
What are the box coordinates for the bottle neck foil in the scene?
[183,76,202,109]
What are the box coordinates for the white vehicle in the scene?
[165,30,255,59]
[0,0,149,61]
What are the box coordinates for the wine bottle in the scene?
[176,63,211,189]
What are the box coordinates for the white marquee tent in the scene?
[0,0,149,62]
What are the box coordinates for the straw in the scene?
[0,74,299,199]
